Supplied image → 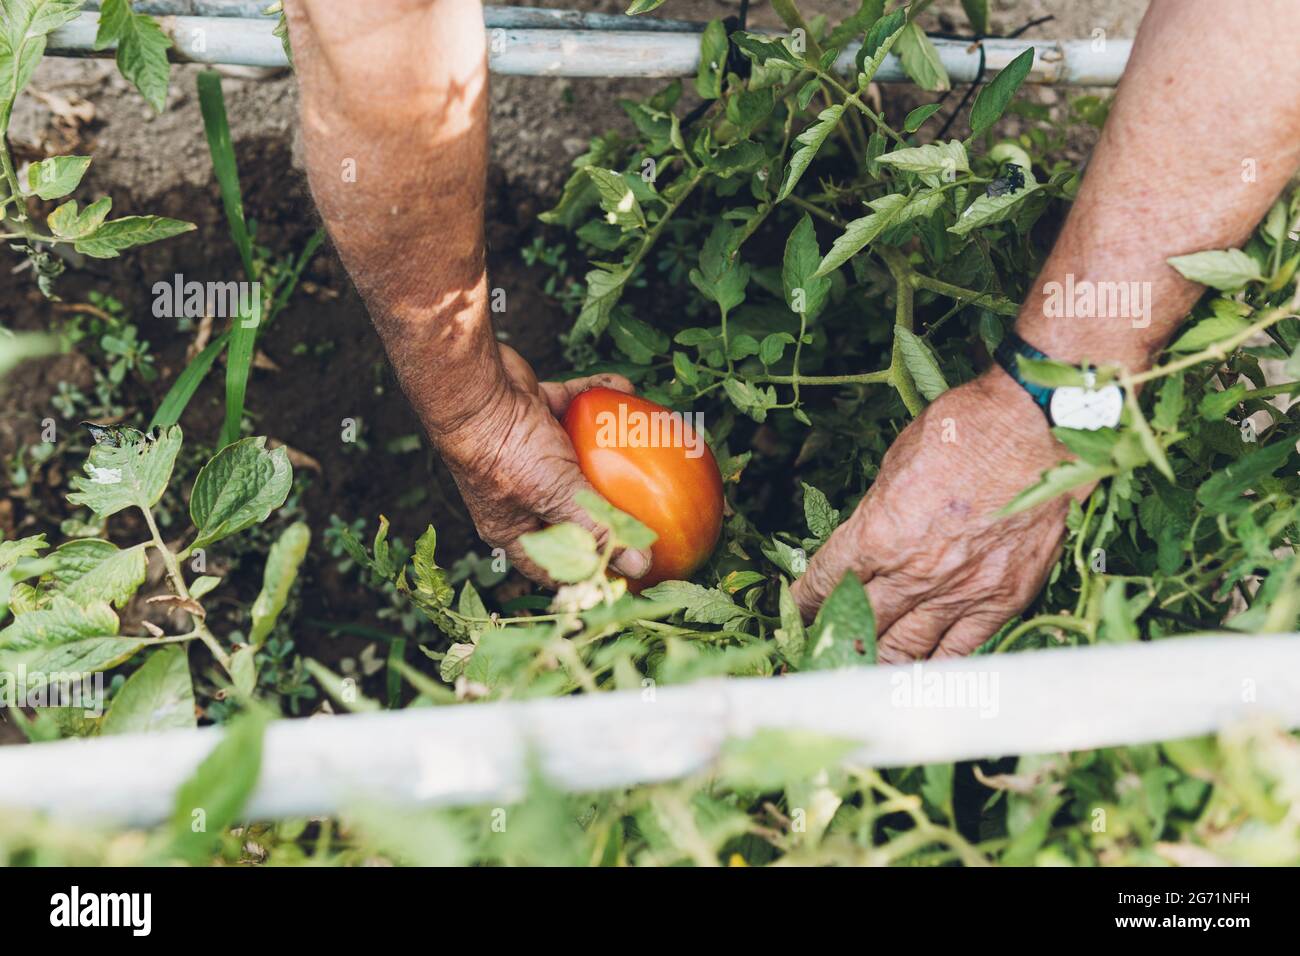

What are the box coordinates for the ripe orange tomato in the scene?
[563,387,724,591]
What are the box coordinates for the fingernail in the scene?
[613,549,650,579]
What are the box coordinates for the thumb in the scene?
[544,471,654,581]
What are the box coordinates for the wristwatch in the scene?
[994,331,1124,431]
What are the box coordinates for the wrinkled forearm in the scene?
[286,0,507,436]
[1016,0,1300,372]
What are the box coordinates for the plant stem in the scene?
[756,369,891,386]
[910,273,1020,317]
[994,614,1092,653]
[881,247,923,415]
[1125,306,1296,387]
[140,506,231,671]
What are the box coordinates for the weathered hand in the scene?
[434,345,653,586]
[791,370,1083,662]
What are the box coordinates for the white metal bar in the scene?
[46,13,1133,84]
[0,635,1295,826]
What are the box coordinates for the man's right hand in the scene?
[435,345,653,585]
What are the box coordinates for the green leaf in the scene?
[609,311,669,363]
[101,646,196,735]
[641,580,744,627]
[1167,249,1263,291]
[626,0,669,15]
[0,534,48,572]
[410,526,454,607]
[248,522,310,648]
[730,32,801,69]
[877,139,968,184]
[585,167,646,230]
[190,575,222,599]
[1001,460,1112,515]
[773,578,807,667]
[814,193,909,277]
[25,155,90,200]
[1016,354,1089,388]
[73,215,195,258]
[575,490,658,550]
[760,331,796,366]
[1199,382,1248,421]
[857,8,907,79]
[802,483,839,541]
[695,18,728,99]
[783,213,832,316]
[169,712,266,864]
[690,222,749,314]
[1052,427,1119,466]
[47,196,112,239]
[0,596,118,652]
[67,424,184,518]
[1168,308,1251,352]
[723,377,775,422]
[894,22,950,92]
[574,267,630,340]
[519,523,600,583]
[49,540,147,609]
[949,173,1043,236]
[1197,440,1295,514]
[961,0,989,34]
[969,47,1035,135]
[777,105,843,202]
[894,327,949,401]
[903,102,942,132]
[188,437,293,549]
[96,0,172,111]
[803,572,875,669]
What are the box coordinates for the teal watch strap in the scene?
[994,331,1053,415]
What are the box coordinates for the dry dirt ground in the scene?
[0,1,1148,699]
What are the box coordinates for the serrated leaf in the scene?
[47,196,112,239]
[894,22,950,92]
[802,483,839,541]
[641,580,744,627]
[97,0,172,112]
[411,526,454,607]
[877,139,968,181]
[50,540,147,609]
[188,437,292,549]
[609,311,669,364]
[0,534,48,572]
[894,327,949,401]
[1168,309,1251,352]
[803,572,875,669]
[969,47,1035,135]
[101,645,196,735]
[67,424,183,518]
[1001,460,1113,515]
[74,215,195,259]
[783,213,831,316]
[774,577,807,667]
[777,105,843,202]
[575,490,658,550]
[1197,440,1295,514]
[948,178,1042,236]
[1167,249,1263,291]
[520,523,600,583]
[574,267,630,340]
[814,192,909,276]
[0,596,119,652]
[248,522,309,648]
[25,155,90,200]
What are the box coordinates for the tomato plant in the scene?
[4,0,1300,869]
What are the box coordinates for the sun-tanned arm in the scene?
[283,0,650,583]
[792,0,1300,659]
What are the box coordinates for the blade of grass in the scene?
[197,69,258,448]
[149,330,230,431]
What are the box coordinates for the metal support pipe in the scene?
[0,635,1295,826]
[49,11,1132,84]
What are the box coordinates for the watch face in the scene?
[1049,378,1124,431]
